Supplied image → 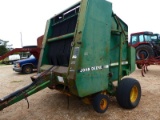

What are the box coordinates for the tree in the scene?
[3,41,9,46]
[0,45,8,56]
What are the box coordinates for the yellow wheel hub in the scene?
[130,85,138,103]
[100,98,107,110]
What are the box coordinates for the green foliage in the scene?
[3,41,9,47]
[0,45,8,56]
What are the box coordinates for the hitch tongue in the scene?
[0,66,55,111]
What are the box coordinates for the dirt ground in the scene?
[0,65,160,120]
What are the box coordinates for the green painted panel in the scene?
[76,0,112,97]
[109,14,129,81]
[110,33,120,62]
[128,46,136,73]
[40,20,52,67]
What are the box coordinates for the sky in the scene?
[0,0,160,48]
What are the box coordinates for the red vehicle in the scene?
[129,31,160,60]
[151,33,160,44]
[0,35,43,63]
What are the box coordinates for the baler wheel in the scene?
[116,78,141,109]
[92,94,109,113]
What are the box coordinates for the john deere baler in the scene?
[0,0,141,113]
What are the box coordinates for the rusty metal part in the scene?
[136,56,160,76]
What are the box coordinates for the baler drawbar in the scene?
[0,66,54,110]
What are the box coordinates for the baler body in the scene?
[39,0,135,97]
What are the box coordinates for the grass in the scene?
[0,61,6,66]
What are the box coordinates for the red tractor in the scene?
[130,31,160,59]
[129,31,160,68]
[151,33,160,44]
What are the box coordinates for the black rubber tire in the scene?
[136,45,154,60]
[22,65,33,74]
[92,94,109,113]
[116,78,141,109]
[136,64,142,69]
